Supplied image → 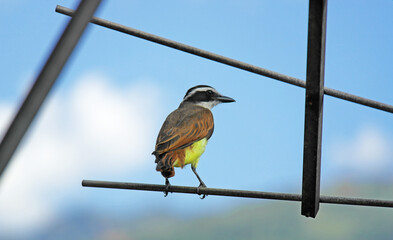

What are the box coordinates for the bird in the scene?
[152,85,235,198]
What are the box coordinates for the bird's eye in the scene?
[207,90,213,95]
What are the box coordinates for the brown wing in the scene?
[154,105,214,158]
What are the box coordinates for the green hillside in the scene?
[129,200,393,240]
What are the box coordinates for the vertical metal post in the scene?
[301,0,328,218]
[0,0,102,179]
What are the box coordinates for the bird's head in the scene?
[180,85,235,109]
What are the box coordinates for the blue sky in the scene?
[0,0,392,235]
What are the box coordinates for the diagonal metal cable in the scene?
[0,0,102,179]
[56,5,393,114]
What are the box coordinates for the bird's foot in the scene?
[164,178,171,197]
[196,182,207,199]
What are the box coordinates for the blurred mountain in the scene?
[3,181,393,240]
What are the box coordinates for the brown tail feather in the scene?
[155,149,185,178]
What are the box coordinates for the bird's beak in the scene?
[215,95,235,103]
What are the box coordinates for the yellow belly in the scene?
[173,138,208,168]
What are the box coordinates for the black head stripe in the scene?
[184,85,213,99]
[184,91,211,103]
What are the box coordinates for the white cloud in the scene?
[330,125,393,174]
[0,72,162,233]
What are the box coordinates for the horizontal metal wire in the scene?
[82,180,393,208]
[56,5,393,114]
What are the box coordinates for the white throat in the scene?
[195,100,220,110]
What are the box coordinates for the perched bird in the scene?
[153,85,235,197]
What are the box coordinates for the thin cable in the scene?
[56,5,393,114]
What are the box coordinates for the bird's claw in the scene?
[164,179,171,197]
[196,183,207,199]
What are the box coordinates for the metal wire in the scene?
[0,0,102,178]
[56,5,393,114]
[82,180,393,208]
